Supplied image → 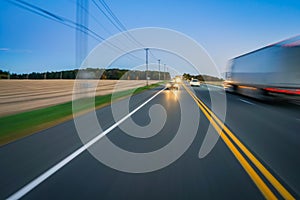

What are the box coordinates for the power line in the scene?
[7,0,144,63]
[93,0,162,65]
[75,0,114,37]
[91,0,142,50]
[97,0,145,48]
[98,0,127,31]
[74,0,144,63]
[77,0,143,62]
[91,0,124,33]
[8,0,156,67]
[94,0,151,52]
[7,0,103,42]
[149,49,159,61]
[89,0,146,61]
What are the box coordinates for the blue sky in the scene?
[0,0,300,74]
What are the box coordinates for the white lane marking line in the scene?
[206,84,223,89]
[239,98,256,106]
[7,88,166,200]
[204,84,225,95]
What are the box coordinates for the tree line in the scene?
[182,73,223,81]
[0,68,171,80]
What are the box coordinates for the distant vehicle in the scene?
[190,79,200,87]
[175,76,182,83]
[166,80,179,90]
[224,36,300,100]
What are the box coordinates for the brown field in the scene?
[0,80,159,117]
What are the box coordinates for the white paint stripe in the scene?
[206,84,223,89]
[204,84,225,95]
[7,88,166,200]
[239,98,256,106]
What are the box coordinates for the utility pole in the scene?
[145,48,149,86]
[158,59,161,81]
[164,64,166,80]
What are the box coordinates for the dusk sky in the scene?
[0,0,300,74]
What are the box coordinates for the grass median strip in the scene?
[0,83,162,146]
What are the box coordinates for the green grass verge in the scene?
[0,83,162,146]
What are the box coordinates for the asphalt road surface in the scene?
[0,83,299,199]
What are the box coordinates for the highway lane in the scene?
[0,83,299,199]
[0,88,162,199]
[14,86,262,200]
[195,84,300,196]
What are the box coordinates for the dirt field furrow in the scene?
[0,80,159,117]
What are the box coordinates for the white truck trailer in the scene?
[224,36,300,100]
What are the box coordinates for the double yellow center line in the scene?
[183,84,295,200]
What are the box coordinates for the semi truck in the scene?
[224,36,300,100]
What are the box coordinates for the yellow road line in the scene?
[183,84,295,200]
[184,86,276,199]
[193,94,294,200]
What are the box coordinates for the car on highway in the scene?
[166,80,179,90]
[190,79,201,87]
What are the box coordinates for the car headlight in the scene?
[174,84,179,87]
[175,77,181,83]
[166,83,171,87]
